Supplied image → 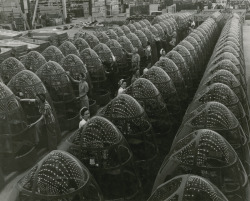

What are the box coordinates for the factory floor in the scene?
[1,19,250,201]
[243,20,250,198]
[25,14,127,39]
[243,20,250,103]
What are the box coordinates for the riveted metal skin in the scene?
[189,32,205,55]
[216,40,244,61]
[117,35,136,75]
[8,69,62,143]
[94,31,110,44]
[112,26,125,37]
[154,58,188,107]
[153,129,248,201]
[192,29,207,55]
[133,22,143,30]
[154,24,166,41]
[8,70,47,100]
[106,39,129,77]
[20,51,47,73]
[92,43,116,96]
[148,26,160,40]
[97,94,158,167]
[210,52,245,77]
[150,175,228,201]
[141,67,182,136]
[121,25,131,35]
[79,48,106,85]
[198,14,249,126]
[106,29,118,40]
[73,38,90,52]
[60,54,87,78]
[179,40,199,76]
[205,59,246,91]
[141,28,158,64]
[166,50,193,97]
[0,57,26,84]
[97,94,157,196]
[142,66,181,120]
[36,61,80,131]
[185,83,250,138]
[36,61,75,102]
[161,20,174,35]
[173,102,250,177]
[65,116,142,200]
[150,12,247,201]
[148,25,163,59]
[42,45,65,63]
[0,82,37,172]
[185,36,204,70]
[158,22,170,37]
[138,20,147,28]
[135,30,148,48]
[93,43,115,65]
[58,41,80,57]
[142,19,151,27]
[151,15,165,25]
[126,32,145,58]
[127,23,137,33]
[60,54,92,97]
[200,70,250,118]
[123,78,173,144]
[173,45,195,78]
[17,150,104,201]
[77,32,100,49]
[117,36,134,53]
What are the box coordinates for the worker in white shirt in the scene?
[117,79,127,95]
[79,107,90,128]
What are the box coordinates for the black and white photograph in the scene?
[0,0,249,200]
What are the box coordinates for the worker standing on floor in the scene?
[16,93,57,151]
[124,48,141,75]
[67,72,89,110]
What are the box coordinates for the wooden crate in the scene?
[0,39,28,58]
[0,29,22,39]
[18,37,50,52]
[0,48,12,64]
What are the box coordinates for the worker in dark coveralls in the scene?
[102,54,118,98]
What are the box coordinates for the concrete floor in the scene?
[1,19,250,201]
[243,20,250,200]
[243,20,250,102]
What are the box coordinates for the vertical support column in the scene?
[89,0,92,16]
[32,0,39,29]
[0,165,4,190]
[62,0,67,21]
